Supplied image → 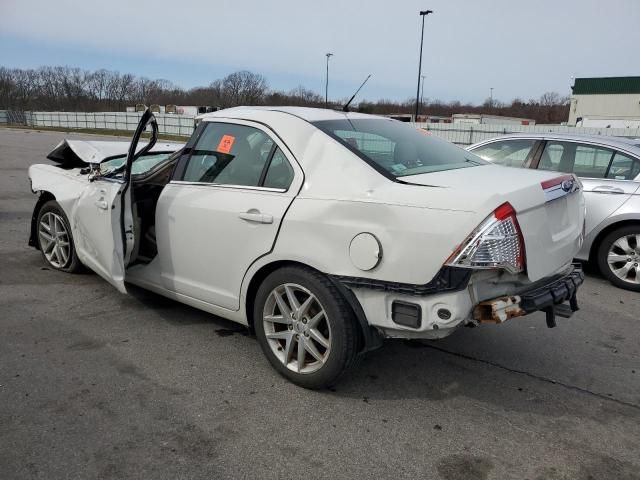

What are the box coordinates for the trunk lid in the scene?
[400,165,585,282]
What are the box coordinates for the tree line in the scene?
[0,66,570,124]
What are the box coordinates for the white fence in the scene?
[418,122,640,146]
[4,110,640,146]
[30,111,196,137]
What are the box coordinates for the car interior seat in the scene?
[344,137,359,149]
[203,137,256,185]
[557,144,576,174]
[539,149,554,170]
[394,142,420,168]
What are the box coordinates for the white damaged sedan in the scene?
[28,107,585,388]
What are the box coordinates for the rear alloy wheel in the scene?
[597,226,640,291]
[254,267,359,389]
[263,283,331,374]
[36,200,82,273]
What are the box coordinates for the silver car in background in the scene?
[468,133,640,291]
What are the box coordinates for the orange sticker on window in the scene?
[217,135,236,154]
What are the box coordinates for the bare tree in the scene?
[539,91,562,106]
[11,68,39,109]
[221,71,268,106]
[0,65,571,124]
[86,69,109,103]
[0,67,17,108]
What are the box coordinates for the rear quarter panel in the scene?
[270,197,476,285]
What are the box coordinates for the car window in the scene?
[471,139,536,168]
[333,130,396,165]
[313,119,486,178]
[539,141,614,178]
[263,147,294,189]
[573,145,614,178]
[101,153,172,177]
[607,152,640,180]
[538,143,565,171]
[183,123,274,186]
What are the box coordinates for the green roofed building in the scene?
[569,76,640,128]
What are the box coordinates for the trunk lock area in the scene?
[472,266,584,328]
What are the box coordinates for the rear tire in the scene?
[253,266,359,389]
[36,200,82,273]
[596,225,640,291]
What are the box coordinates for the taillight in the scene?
[446,202,526,274]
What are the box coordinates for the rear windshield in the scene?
[312,118,487,178]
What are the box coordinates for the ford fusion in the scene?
[27,107,585,388]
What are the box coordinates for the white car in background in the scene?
[28,108,585,388]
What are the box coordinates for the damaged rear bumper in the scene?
[473,265,584,327]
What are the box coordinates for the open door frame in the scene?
[70,109,159,293]
[119,109,158,265]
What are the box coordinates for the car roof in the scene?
[473,132,640,154]
[197,106,380,123]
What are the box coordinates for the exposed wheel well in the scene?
[29,191,56,249]
[244,260,374,352]
[589,220,640,266]
[245,260,314,330]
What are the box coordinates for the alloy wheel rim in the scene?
[606,234,640,285]
[262,283,331,374]
[38,212,71,268]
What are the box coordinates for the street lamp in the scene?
[420,75,426,112]
[490,87,494,109]
[325,53,333,108]
[415,10,433,122]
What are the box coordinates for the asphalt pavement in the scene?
[1,127,639,480]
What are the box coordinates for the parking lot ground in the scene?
[1,127,639,480]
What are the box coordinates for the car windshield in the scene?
[100,153,173,176]
[312,118,487,178]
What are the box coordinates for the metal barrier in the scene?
[26,111,196,137]
[0,110,33,126]
[4,111,640,146]
[418,122,640,146]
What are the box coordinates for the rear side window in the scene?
[607,152,640,180]
[182,122,292,188]
[573,145,614,178]
[263,148,294,189]
[539,141,614,178]
[471,139,536,168]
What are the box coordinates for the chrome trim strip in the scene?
[169,180,287,193]
[543,185,577,202]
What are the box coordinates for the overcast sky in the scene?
[1,0,639,104]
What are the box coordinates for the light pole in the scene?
[325,53,333,108]
[420,75,426,113]
[415,10,433,122]
[490,87,494,109]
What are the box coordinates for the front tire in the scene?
[36,200,82,273]
[254,266,359,389]
[596,225,640,291]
